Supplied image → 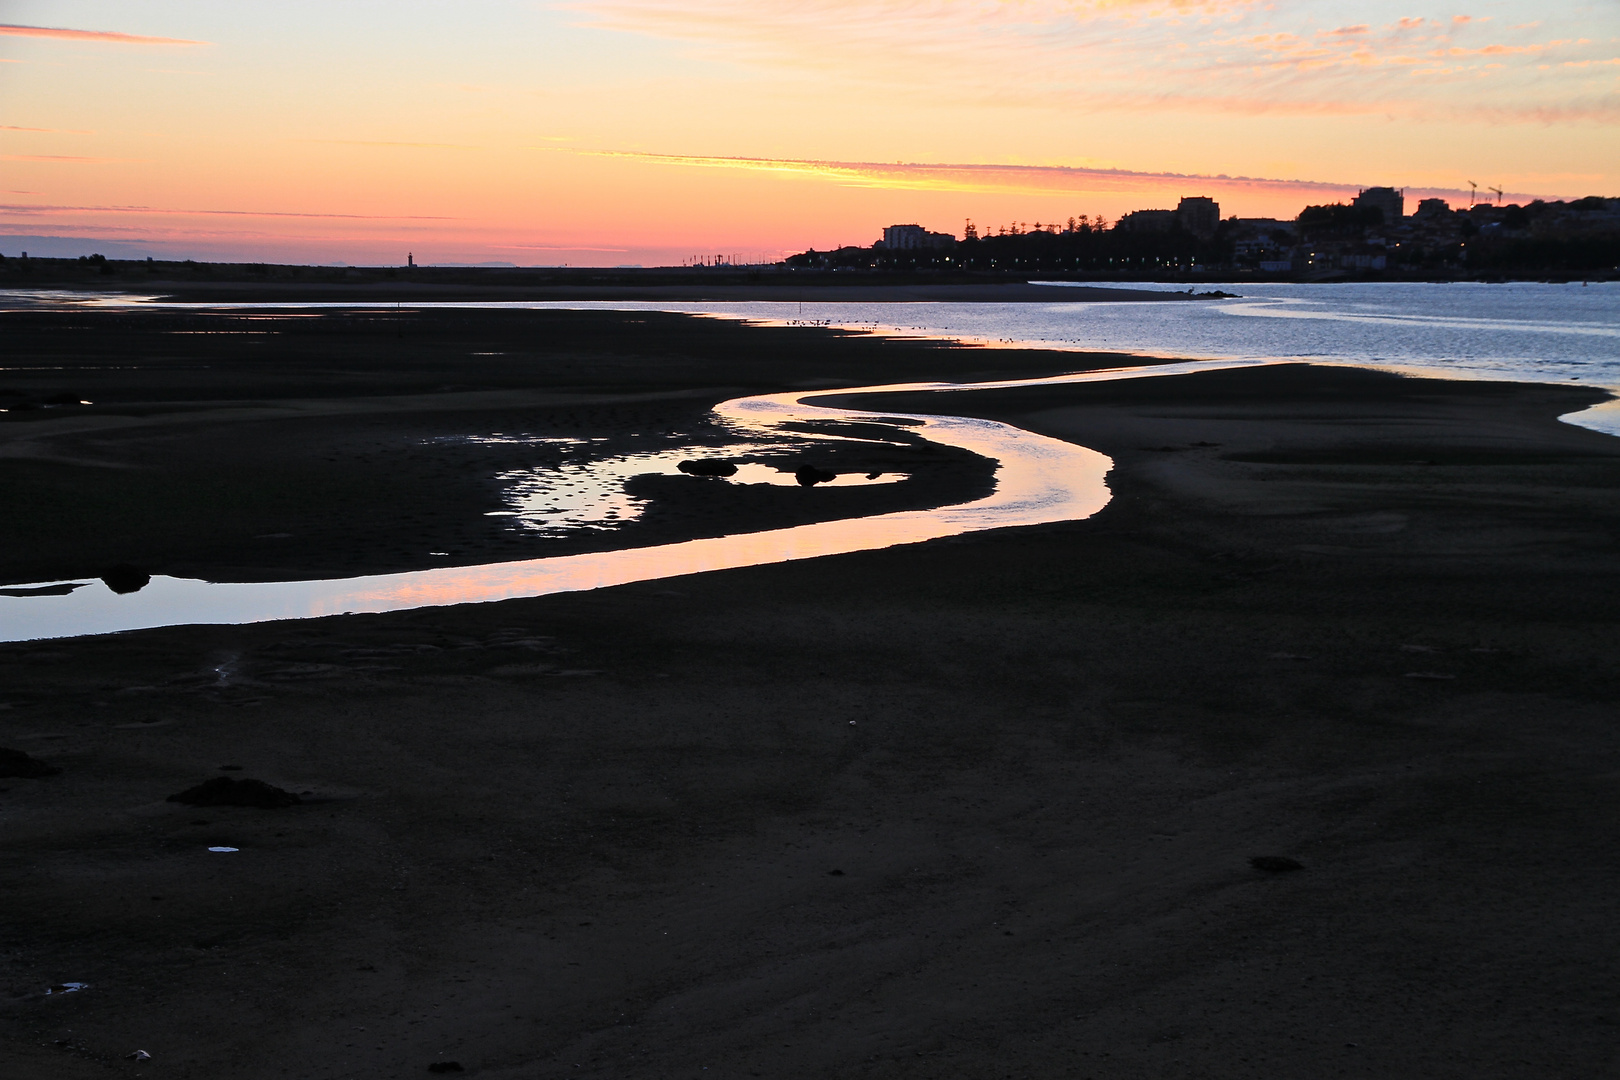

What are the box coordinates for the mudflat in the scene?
[2,308,1618,1079]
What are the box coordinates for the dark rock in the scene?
[677,459,738,477]
[427,1063,465,1074]
[1250,855,1304,873]
[166,777,301,808]
[795,465,837,486]
[101,564,151,594]
[0,747,61,778]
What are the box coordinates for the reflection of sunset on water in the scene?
[0,366,1134,641]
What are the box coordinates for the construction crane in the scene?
[1467,180,1478,206]
[1489,186,1504,205]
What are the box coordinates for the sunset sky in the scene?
[2,0,1616,265]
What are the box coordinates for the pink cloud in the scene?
[558,148,1580,204]
[0,23,204,46]
[575,1,1616,125]
[0,203,453,220]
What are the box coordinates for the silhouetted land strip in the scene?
[2,258,1201,300]
[149,280,1190,304]
[2,308,1618,1078]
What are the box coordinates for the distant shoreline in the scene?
[4,256,1610,304]
[17,279,1204,305]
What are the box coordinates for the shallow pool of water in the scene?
[483,444,910,535]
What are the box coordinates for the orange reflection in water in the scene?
[2,360,1268,641]
[311,385,1111,614]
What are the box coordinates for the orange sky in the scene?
[2,1,1616,265]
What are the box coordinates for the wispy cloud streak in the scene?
[572,1,1620,123]
[559,148,1570,203]
[0,23,204,46]
[0,203,453,220]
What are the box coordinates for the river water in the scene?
[483,280,1620,433]
[0,283,1615,640]
[29,279,1610,424]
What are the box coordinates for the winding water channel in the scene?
[0,360,1270,643]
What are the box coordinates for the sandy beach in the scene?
[2,307,1618,1079]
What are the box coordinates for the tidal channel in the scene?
[0,360,1271,642]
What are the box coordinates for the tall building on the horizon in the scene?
[1413,197,1452,220]
[1175,197,1221,238]
[880,224,956,250]
[1353,187,1405,225]
[1118,197,1221,237]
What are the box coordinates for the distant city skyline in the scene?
[1,1,1614,265]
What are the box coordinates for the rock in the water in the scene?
[1250,855,1304,873]
[166,776,301,808]
[101,564,151,594]
[677,459,738,477]
[0,747,61,778]
[795,465,837,486]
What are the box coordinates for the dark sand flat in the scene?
[2,310,1618,1079]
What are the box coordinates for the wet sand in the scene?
[2,309,1619,1079]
